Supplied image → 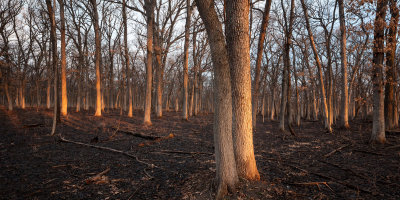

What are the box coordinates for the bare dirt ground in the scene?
[0,106,399,199]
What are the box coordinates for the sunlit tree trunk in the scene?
[371,0,388,143]
[300,0,332,132]
[90,0,102,117]
[384,0,399,130]
[143,0,155,125]
[252,0,271,128]
[338,0,349,128]
[226,0,260,181]
[196,0,239,198]
[59,0,67,116]
[46,0,58,135]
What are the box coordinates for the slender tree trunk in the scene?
[384,0,399,130]
[182,0,191,121]
[196,0,239,198]
[338,0,349,128]
[59,0,67,116]
[371,0,388,143]
[122,0,132,117]
[143,0,155,125]
[46,0,58,135]
[226,0,260,181]
[300,0,332,132]
[252,0,272,128]
[90,0,102,117]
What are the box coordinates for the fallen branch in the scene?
[324,144,350,158]
[157,150,213,155]
[290,181,333,191]
[23,123,44,128]
[113,128,161,140]
[138,133,175,147]
[58,133,155,168]
[85,168,111,184]
[386,144,400,149]
[353,149,386,156]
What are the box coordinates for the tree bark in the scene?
[59,0,67,116]
[300,0,332,132]
[182,0,191,121]
[143,0,155,125]
[371,0,388,143]
[90,0,102,117]
[195,0,239,198]
[226,0,260,181]
[252,0,272,128]
[46,0,58,135]
[122,0,133,117]
[338,0,349,128]
[384,0,399,130]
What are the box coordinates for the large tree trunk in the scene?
[143,0,155,125]
[90,0,102,117]
[300,0,332,132]
[252,0,271,128]
[226,0,260,181]
[371,0,389,143]
[195,0,239,198]
[59,0,67,116]
[46,0,58,135]
[384,0,399,130]
[338,0,349,128]
[182,0,191,121]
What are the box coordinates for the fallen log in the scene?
[112,128,161,140]
[58,133,156,168]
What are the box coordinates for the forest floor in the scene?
[0,106,399,200]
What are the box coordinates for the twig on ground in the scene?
[291,182,334,191]
[324,144,351,157]
[58,133,156,168]
[157,150,213,155]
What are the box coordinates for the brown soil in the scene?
[0,106,399,199]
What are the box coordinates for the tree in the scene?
[226,0,260,180]
[195,0,238,198]
[59,0,67,116]
[384,0,399,130]
[182,0,191,121]
[122,0,133,117]
[46,0,58,135]
[371,0,388,143]
[300,0,332,132]
[143,0,155,125]
[90,0,102,117]
[338,0,349,128]
[252,0,272,128]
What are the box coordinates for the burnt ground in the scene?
[0,106,399,200]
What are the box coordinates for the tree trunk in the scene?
[226,0,260,181]
[300,0,332,132]
[338,0,349,128]
[59,0,67,116]
[182,0,191,121]
[252,0,272,128]
[371,0,388,143]
[196,0,239,198]
[46,0,58,135]
[90,0,102,117]
[122,0,132,117]
[384,0,399,130]
[143,0,155,125]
